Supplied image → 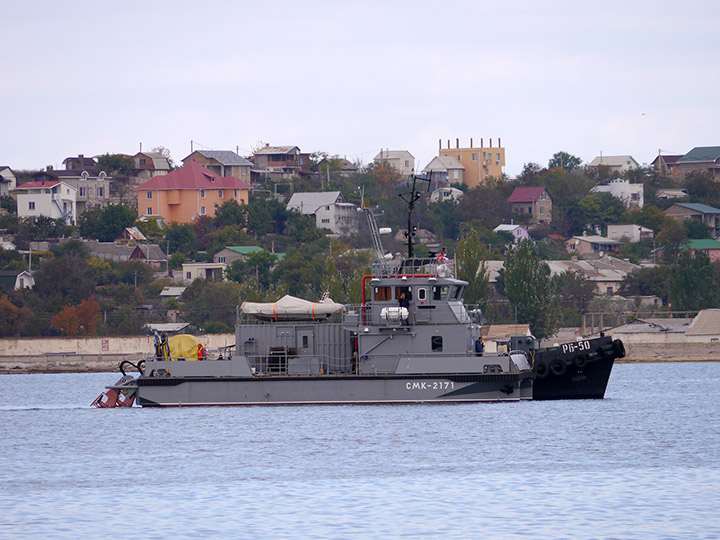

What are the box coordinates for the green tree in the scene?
[97,154,135,176]
[503,240,560,339]
[623,205,671,232]
[78,204,137,241]
[214,199,246,228]
[668,251,719,310]
[619,266,671,304]
[656,220,688,263]
[578,193,626,234]
[165,222,197,256]
[455,229,490,309]
[182,280,243,330]
[548,151,582,171]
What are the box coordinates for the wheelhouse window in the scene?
[431,336,443,351]
[433,285,450,300]
[373,286,391,301]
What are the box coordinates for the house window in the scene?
[201,190,206,198]
[186,272,192,280]
[496,153,501,162]
[200,206,206,215]
[97,187,103,197]
[218,256,226,263]
[321,218,330,224]
[607,287,613,295]
[139,158,146,166]
[528,206,532,213]
[431,336,443,352]
[453,170,459,179]
[539,207,544,215]
[29,201,35,210]
[219,190,224,199]
[472,153,477,162]
[569,244,575,251]
[146,191,152,199]
[404,160,409,167]
[79,187,86,197]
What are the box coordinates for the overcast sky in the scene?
[3,0,719,176]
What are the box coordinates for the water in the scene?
[1,363,720,540]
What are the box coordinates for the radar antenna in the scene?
[398,173,430,259]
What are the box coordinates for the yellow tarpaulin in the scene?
[168,334,202,361]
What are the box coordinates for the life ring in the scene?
[534,361,550,378]
[550,359,567,376]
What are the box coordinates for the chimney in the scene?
[139,142,142,152]
[481,138,484,147]
[47,165,53,171]
[439,139,442,152]
[447,139,450,149]
[456,138,459,149]
[498,137,502,147]
[490,139,493,148]
[470,138,473,147]
[79,154,84,168]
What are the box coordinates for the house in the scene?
[62,154,98,170]
[656,188,688,200]
[251,145,312,182]
[181,262,226,283]
[394,228,440,251]
[670,146,720,181]
[587,155,640,174]
[286,191,360,235]
[133,152,171,181]
[136,161,250,224]
[317,157,358,177]
[116,227,147,245]
[213,246,264,264]
[507,187,552,224]
[422,156,465,186]
[684,238,720,262]
[14,180,77,225]
[0,166,17,197]
[159,286,187,299]
[182,150,252,183]
[429,186,464,204]
[606,310,720,346]
[32,163,111,214]
[373,150,415,177]
[438,137,505,188]
[0,237,15,250]
[130,244,168,269]
[664,202,720,239]
[565,235,622,257]
[591,179,644,208]
[493,223,530,243]
[607,224,654,243]
[651,154,683,175]
[0,270,34,291]
[83,240,135,261]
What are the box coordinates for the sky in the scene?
[3,0,719,177]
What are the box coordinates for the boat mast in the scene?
[398,173,428,259]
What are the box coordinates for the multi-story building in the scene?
[422,156,464,187]
[251,145,312,182]
[670,146,720,181]
[438,137,505,188]
[664,202,720,239]
[136,161,250,224]
[0,166,16,197]
[14,180,77,225]
[182,150,252,183]
[507,187,552,224]
[286,191,360,236]
[373,150,415,177]
[591,178,644,209]
[34,156,112,214]
[587,155,640,175]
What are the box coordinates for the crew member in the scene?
[475,336,485,356]
[398,291,410,325]
[197,342,208,361]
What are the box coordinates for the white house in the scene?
[373,150,415,177]
[587,155,640,174]
[493,223,530,243]
[180,262,226,284]
[0,166,16,196]
[0,270,34,290]
[607,224,654,243]
[591,179,644,208]
[423,156,465,186]
[14,180,77,225]
[286,191,360,235]
[429,186,464,203]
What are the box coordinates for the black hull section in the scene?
[532,336,625,400]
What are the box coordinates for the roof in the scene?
[493,224,525,233]
[135,161,251,191]
[374,150,414,161]
[119,227,147,241]
[185,150,253,166]
[144,323,190,333]
[483,324,531,340]
[588,155,638,167]
[483,256,638,284]
[569,235,622,245]
[670,202,720,215]
[686,239,720,250]
[507,187,550,203]
[14,180,63,189]
[131,244,167,260]
[287,191,344,213]
[160,286,187,297]
[677,146,720,163]
[223,246,265,255]
[253,146,300,156]
[685,309,720,336]
[651,154,683,166]
[422,156,464,172]
[135,153,171,170]
[610,318,692,334]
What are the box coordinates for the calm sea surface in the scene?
[1,363,720,540]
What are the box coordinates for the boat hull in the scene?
[135,373,534,406]
[532,336,624,400]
